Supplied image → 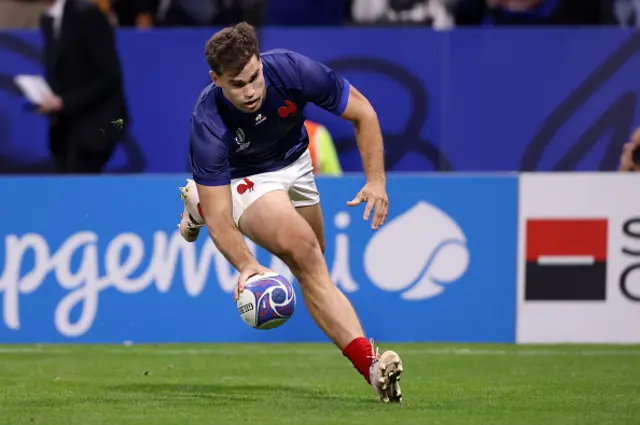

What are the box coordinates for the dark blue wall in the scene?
[1,28,639,174]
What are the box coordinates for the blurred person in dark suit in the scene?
[91,0,119,25]
[37,0,128,173]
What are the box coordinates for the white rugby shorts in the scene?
[231,149,319,226]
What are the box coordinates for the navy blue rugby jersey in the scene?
[189,49,351,186]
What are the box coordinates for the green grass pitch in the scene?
[1,343,639,425]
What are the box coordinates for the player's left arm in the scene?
[339,85,386,183]
[293,52,388,229]
[340,85,388,229]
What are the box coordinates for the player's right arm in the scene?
[189,114,268,298]
[195,183,256,271]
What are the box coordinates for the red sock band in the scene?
[342,337,373,384]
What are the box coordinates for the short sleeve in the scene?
[189,114,230,186]
[292,52,350,116]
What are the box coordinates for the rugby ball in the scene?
[236,272,296,330]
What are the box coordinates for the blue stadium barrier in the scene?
[1,28,639,174]
[0,175,517,343]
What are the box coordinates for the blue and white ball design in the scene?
[236,272,296,330]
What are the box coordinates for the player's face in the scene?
[211,55,266,113]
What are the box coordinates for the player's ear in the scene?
[209,70,220,84]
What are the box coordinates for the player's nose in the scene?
[244,85,256,99]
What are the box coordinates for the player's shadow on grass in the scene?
[110,383,376,405]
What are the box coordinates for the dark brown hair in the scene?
[205,22,259,77]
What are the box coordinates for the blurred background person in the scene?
[304,120,343,177]
[619,127,640,172]
[453,0,614,25]
[614,0,640,27]
[91,0,119,25]
[38,0,128,173]
[349,0,456,29]
[0,0,48,29]
[132,0,219,27]
[264,0,346,26]
[129,0,265,29]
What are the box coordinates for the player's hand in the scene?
[619,142,640,172]
[347,180,389,230]
[235,263,272,302]
[35,94,63,114]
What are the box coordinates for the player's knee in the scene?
[280,231,323,274]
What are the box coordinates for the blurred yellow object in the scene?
[304,120,342,176]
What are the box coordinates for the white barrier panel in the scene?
[517,173,640,343]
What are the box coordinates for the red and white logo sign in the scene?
[524,218,608,301]
[517,173,640,344]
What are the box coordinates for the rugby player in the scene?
[178,22,403,403]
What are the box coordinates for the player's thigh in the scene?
[238,190,324,272]
[286,150,324,250]
[230,174,286,227]
[230,154,306,226]
[296,203,326,254]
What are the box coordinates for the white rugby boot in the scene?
[178,179,205,243]
[369,339,403,404]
